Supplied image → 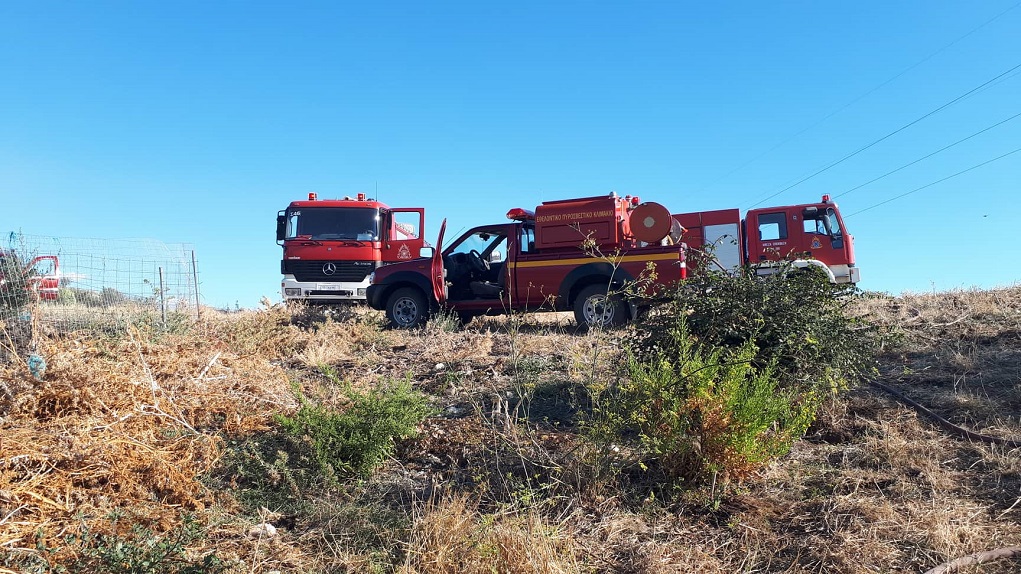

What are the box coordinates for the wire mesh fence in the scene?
[0,231,201,336]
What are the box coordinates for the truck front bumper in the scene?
[281,276,369,303]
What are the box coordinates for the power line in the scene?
[844,147,1021,218]
[747,61,1021,208]
[699,1,1021,197]
[833,110,1021,199]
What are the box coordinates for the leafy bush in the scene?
[70,514,229,574]
[0,250,35,320]
[276,379,433,479]
[588,267,882,491]
[589,323,817,486]
[633,265,881,393]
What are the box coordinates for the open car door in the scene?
[431,219,446,306]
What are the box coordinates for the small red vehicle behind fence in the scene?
[0,253,61,302]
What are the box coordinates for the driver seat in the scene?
[469,266,505,299]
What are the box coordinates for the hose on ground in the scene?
[867,380,1021,448]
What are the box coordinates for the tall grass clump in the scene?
[588,267,882,491]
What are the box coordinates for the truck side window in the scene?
[519,227,535,253]
[391,212,421,241]
[803,218,827,235]
[757,212,788,241]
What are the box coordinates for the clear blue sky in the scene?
[2,1,1018,308]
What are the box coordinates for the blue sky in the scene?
[2,1,1018,308]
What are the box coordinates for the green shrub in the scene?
[587,267,882,491]
[589,323,817,486]
[633,265,881,393]
[70,514,229,574]
[0,250,35,320]
[276,379,433,479]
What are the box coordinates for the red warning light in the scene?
[822,194,831,203]
[631,196,640,205]
[357,193,366,201]
[308,192,317,201]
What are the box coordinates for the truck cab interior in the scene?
[442,225,510,301]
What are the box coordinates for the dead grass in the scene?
[1,286,1019,572]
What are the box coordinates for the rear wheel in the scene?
[385,287,428,328]
[574,284,628,328]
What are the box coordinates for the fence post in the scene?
[158,266,167,325]
[191,250,201,320]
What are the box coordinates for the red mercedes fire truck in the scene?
[673,194,859,284]
[277,193,428,304]
[366,193,688,328]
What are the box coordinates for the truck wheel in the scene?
[574,284,628,328]
[385,287,428,328]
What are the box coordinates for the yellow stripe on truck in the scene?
[507,252,680,269]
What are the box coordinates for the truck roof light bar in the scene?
[308,192,317,201]
[822,194,831,203]
[506,207,535,221]
[357,193,366,201]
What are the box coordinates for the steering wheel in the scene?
[468,249,490,273]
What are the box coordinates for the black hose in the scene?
[868,380,1021,448]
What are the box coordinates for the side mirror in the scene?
[276,213,286,242]
[420,247,434,258]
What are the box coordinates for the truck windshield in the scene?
[285,207,380,241]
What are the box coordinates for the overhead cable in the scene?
[844,146,1021,218]
[833,110,1021,199]
[706,1,1021,199]
[748,61,1021,208]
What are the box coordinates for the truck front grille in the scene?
[283,260,374,283]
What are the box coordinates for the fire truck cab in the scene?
[366,193,688,328]
[277,193,428,304]
[673,195,859,284]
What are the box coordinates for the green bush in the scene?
[70,514,228,574]
[0,250,35,320]
[589,322,817,486]
[633,265,881,393]
[587,267,882,491]
[276,379,433,479]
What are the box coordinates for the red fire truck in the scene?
[277,193,428,304]
[673,194,859,284]
[365,193,688,328]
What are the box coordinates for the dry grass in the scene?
[1,287,1019,572]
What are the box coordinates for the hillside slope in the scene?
[2,287,1020,573]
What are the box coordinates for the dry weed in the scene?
[402,495,578,574]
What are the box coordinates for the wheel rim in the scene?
[393,297,420,326]
[583,295,613,326]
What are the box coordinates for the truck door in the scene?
[509,225,556,310]
[431,219,447,305]
[384,208,427,263]
[746,209,793,263]
[796,205,849,268]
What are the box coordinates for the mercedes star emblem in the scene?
[322,263,337,275]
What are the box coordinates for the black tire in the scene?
[385,287,428,329]
[573,284,628,328]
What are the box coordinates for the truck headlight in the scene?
[357,288,367,297]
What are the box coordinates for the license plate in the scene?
[316,284,343,291]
